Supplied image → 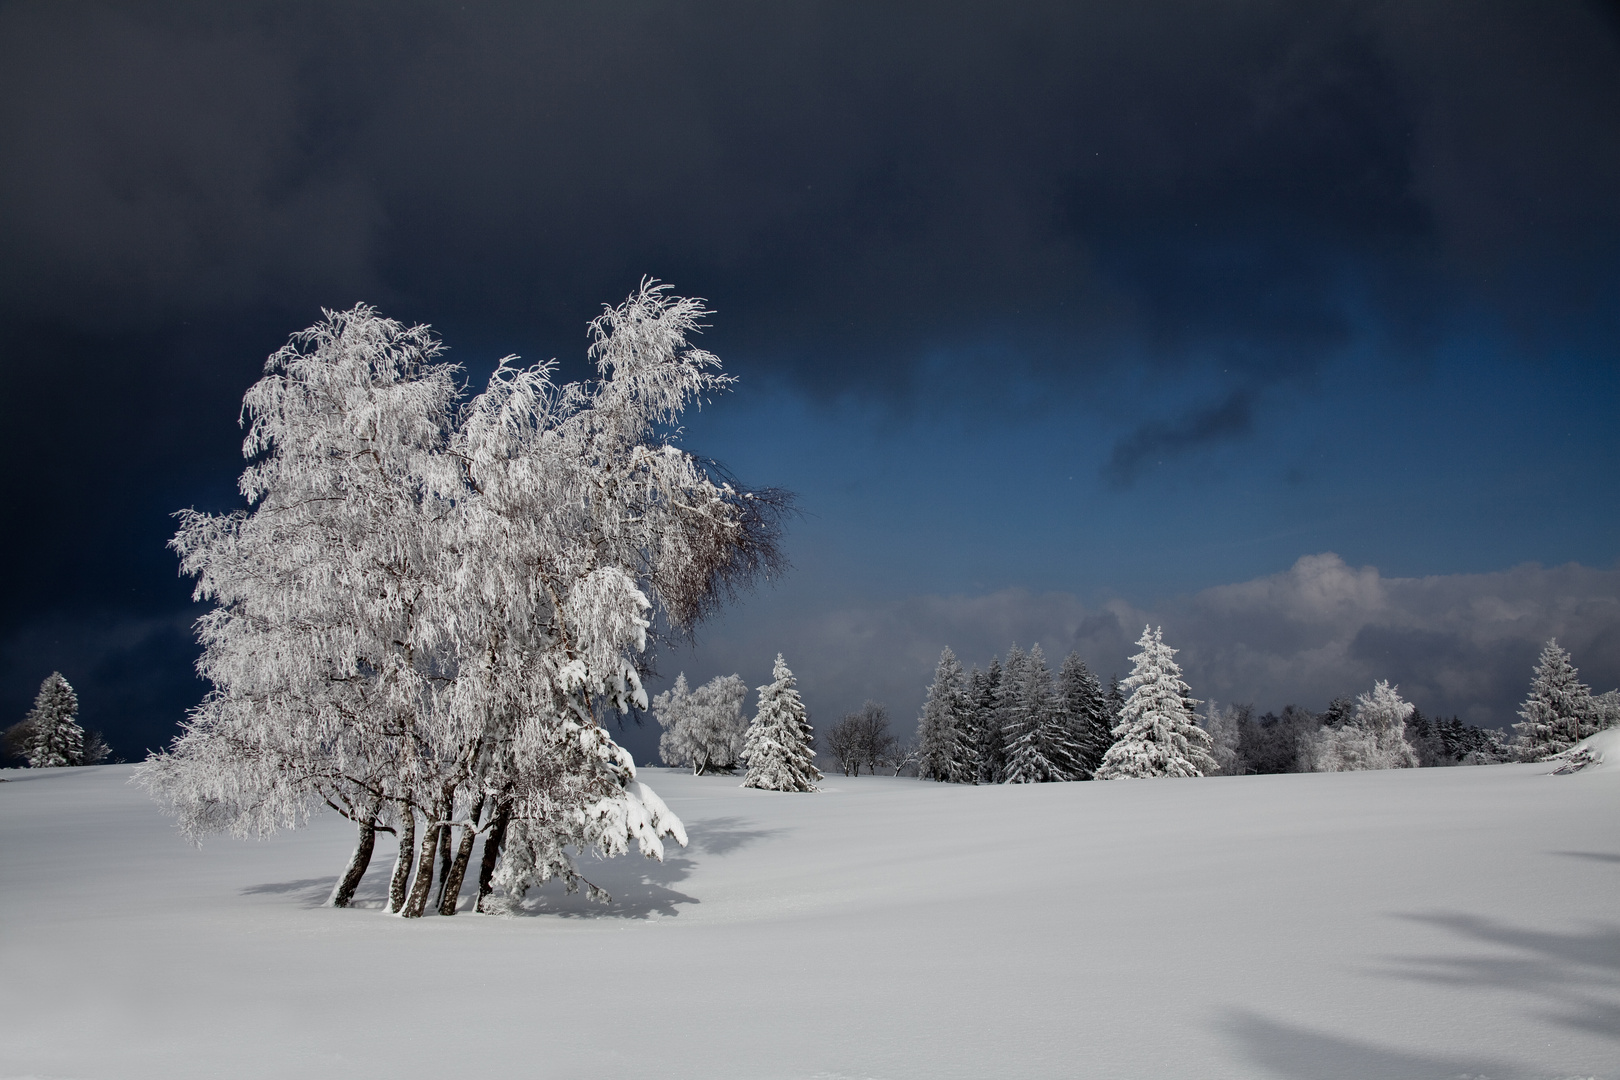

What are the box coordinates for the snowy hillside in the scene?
[2,759,1616,1080]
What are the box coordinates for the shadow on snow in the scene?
[240,813,784,919]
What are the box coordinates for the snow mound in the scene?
[1549,725,1620,774]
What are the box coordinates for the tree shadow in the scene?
[686,815,785,855]
[1222,1010,1519,1080]
[238,811,779,919]
[501,852,699,919]
[1384,912,1620,1042]
[1554,850,1620,864]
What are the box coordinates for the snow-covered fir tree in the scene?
[1058,652,1111,779]
[1003,644,1083,783]
[741,655,821,791]
[138,283,785,916]
[655,673,749,774]
[1095,626,1215,779]
[1513,639,1597,761]
[917,648,975,782]
[22,672,84,768]
[972,658,1008,783]
[1306,680,1419,771]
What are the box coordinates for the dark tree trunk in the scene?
[475,800,512,913]
[432,817,454,911]
[437,796,486,916]
[387,804,416,915]
[401,801,445,918]
[328,795,383,908]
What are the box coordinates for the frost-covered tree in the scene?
[1306,680,1419,771]
[21,673,85,768]
[1059,652,1111,779]
[741,655,820,791]
[1003,644,1083,783]
[917,648,975,782]
[1513,639,1598,761]
[1095,626,1214,779]
[1200,701,1243,776]
[139,283,785,916]
[655,673,748,774]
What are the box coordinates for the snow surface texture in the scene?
[2,760,1616,1080]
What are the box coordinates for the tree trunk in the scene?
[386,804,416,915]
[401,801,445,918]
[328,794,383,908]
[432,817,454,911]
[475,800,512,913]
[437,796,486,916]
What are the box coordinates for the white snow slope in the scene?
[2,757,1616,1080]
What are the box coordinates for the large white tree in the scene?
[139,282,784,916]
[741,655,821,792]
[1095,626,1214,779]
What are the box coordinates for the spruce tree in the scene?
[1059,652,1111,779]
[974,658,1008,784]
[23,672,85,768]
[1095,626,1215,779]
[1003,644,1083,783]
[917,648,975,783]
[1514,639,1596,761]
[742,655,821,792]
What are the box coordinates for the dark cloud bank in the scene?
[1,2,1617,755]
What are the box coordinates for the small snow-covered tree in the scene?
[972,658,1008,783]
[1307,680,1419,771]
[21,673,85,768]
[1592,689,1620,732]
[656,673,749,774]
[1095,626,1214,779]
[917,648,975,782]
[741,655,821,792]
[1513,639,1597,761]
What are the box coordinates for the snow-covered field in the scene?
[3,741,1617,1080]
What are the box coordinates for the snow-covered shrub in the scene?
[1095,626,1214,779]
[740,655,821,792]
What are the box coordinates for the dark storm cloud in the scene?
[2,0,1618,753]
[1104,390,1254,486]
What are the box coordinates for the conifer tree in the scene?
[917,648,975,782]
[1059,652,1111,779]
[1003,644,1083,783]
[973,658,1007,784]
[1095,626,1214,779]
[1514,639,1597,761]
[742,655,821,792]
[22,672,84,768]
